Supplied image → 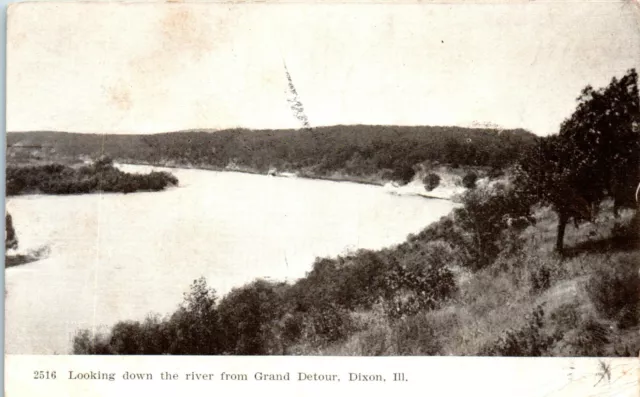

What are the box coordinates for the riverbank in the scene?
[114,159,477,201]
[5,247,50,268]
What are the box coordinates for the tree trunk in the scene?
[555,212,567,253]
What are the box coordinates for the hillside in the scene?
[7,126,536,185]
[71,192,640,356]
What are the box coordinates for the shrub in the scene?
[300,304,355,345]
[479,305,556,356]
[5,213,18,251]
[554,316,610,356]
[423,173,441,191]
[586,257,640,328]
[355,322,394,356]
[549,303,610,356]
[217,279,285,355]
[454,185,532,271]
[382,260,456,319]
[548,302,582,334]
[72,330,113,354]
[390,162,416,185]
[392,314,442,355]
[166,277,223,354]
[529,265,552,293]
[72,278,224,355]
[462,172,478,189]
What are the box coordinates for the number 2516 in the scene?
[34,371,56,380]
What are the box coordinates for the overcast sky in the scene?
[7,1,640,135]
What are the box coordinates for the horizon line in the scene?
[6,123,541,136]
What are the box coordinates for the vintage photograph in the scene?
[5,1,640,356]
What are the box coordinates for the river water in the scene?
[5,165,454,354]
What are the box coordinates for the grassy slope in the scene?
[296,201,640,356]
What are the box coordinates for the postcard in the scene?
[4,0,640,395]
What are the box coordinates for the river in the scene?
[5,165,454,354]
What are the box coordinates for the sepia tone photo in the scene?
[5,1,640,357]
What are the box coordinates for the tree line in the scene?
[8,125,537,185]
[515,69,640,252]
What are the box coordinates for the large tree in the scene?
[559,69,640,216]
[517,69,640,253]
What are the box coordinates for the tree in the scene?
[5,213,18,251]
[217,279,285,355]
[559,70,639,212]
[462,172,478,189]
[517,69,640,252]
[390,161,416,185]
[453,183,534,270]
[423,173,441,191]
[167,277,223,354]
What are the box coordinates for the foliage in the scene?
[5,213,18,251]
[382,259,456,319]
[515,69,640,252]
[297,304,355,345]
[73,278,224,355]
[479,305,556,356]
[453,183,534,270]
[423,173,441,191]
[586,257,639,328]
[6,157,178,196]
[462,172,478,189]
[392,314,442,355]
[8,126,536,182]
[528,265,552,293]
[549,303,610,356]
[217,279,286,355]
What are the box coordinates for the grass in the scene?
[297,200,639,356]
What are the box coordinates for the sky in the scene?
[6,1,640,136]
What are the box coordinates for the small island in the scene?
[6,156,178,196]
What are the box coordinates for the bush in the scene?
[586,257,640,328]
[549,303,610,356]
[383,260,456,319]
[355,323,394,356]
[454,185,533,271]
[529,265,552,293]
[423,173,441,191]
[554,316,610,356]
[5,213,18,251]
[73,329,113,354]
[548,302,582,334]
[217,279,285,355]
[392,314,442,355]
[300,304,355,345]
[479,305,556,356]
[166,277,223,354]
[390,162,416,185]
[73,278,224,355]
[462,172,478,189]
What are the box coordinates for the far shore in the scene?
[115,160,459,202]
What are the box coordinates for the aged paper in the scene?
[4,0,640,395]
